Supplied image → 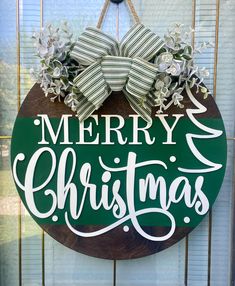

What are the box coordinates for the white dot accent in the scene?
[52,215,58,222]
[102,171,111,183]
[34,119,40,126]
[114,157,120,164]
[184,217,190,224]
[123,225,129,232]
[170,156,177,162]
[18,153,25,161]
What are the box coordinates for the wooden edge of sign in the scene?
[42,224,192,260]
[18,84,220,119]
[12,83,224,260]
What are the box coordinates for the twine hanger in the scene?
[97,0,141,37]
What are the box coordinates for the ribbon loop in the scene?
[120,24,164,60]
[71,27,119,66]
[69,24,165,122]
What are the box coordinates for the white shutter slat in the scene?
[42,1,114,285]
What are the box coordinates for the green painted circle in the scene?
[11,85,227,259]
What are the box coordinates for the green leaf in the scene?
[182,54,192,60]
[201,87,208,93]
[177,49,185,55]
[174,54,182,60]
[190,78,196,88]
[184,45,193,55]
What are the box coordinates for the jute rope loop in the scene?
[126,0,141,24]
[97,0,140,29]
[97,0,110,29]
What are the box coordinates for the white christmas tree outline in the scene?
[178,83,223,174]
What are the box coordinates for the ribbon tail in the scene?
[123,89,153,123]
[71,61,111,121]
[124,58,158,122]
[126,58,158,98]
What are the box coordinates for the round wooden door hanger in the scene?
[11,84,226,259]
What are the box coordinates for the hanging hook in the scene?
[110,0,124,3]
[97,0,140,29]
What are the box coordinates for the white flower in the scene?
[52,67,61,78]
[61,66,69,77]
[155,80,165,90]
[173,23,184,33]
[38,45,48,57]
[161,52,173,64]
[29,68,36,77]
[163,75,172,87]
[154,87,169,107]
[155,52,173,72]
[64,93,80,112]
[166,61,182,76]
[154,94,167,107]
[199,67,210,78]
[32,23,76,101]
[172,90,184,108]
[154,76,172,102]
[164,36,176,50]
[157,63,169,72]
[47,45,55,57]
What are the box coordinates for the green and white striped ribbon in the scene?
[71,27,119,66]
[101,56,132,91]
[120,23,164,60]
[124,90,153,123]
[70,23,165,122]
[126,58,158,98]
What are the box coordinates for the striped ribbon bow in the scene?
[68,23,165,122]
